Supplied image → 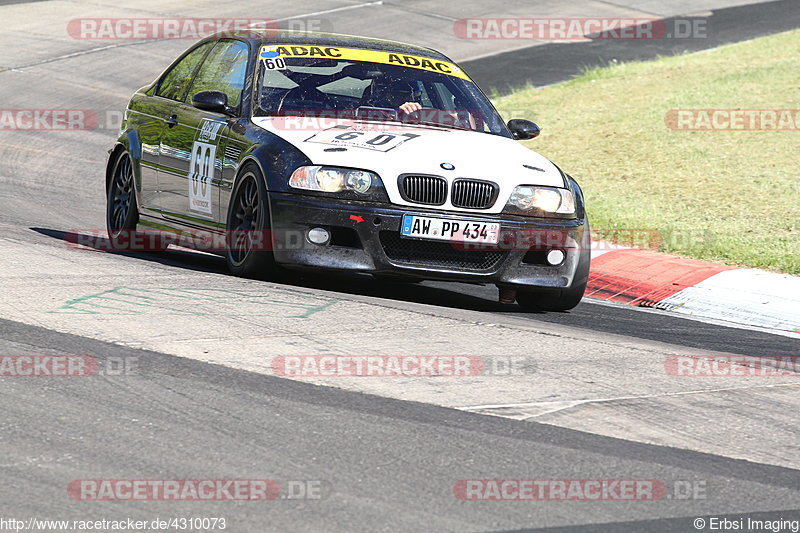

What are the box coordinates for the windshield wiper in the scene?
[411,120,472,132]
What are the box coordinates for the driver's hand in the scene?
[399,102,422,114]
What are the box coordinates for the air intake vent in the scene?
[399,175,447,205]
[380,231,506,271]
[451,179,498,209]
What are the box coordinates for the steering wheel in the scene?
[276,83,335,114]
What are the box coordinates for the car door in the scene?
[126,96,167,214]
[140,41,214,216]
[157,39,249,228]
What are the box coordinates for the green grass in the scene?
[494,30,800,274]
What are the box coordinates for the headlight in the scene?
[345,170,373,194]
[505,185,576,216]
[289,166,379,195]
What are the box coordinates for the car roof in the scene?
[206,29,452,61]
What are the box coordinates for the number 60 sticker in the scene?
[262,57,287,70]
[260,47,287,70]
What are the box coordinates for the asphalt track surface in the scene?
[462,0,800,93]
[2,318,800,532]
[0,0,798,531]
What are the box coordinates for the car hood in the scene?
[252,117,566,214]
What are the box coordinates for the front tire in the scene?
[106,151,167,252]
[516,226,591,312]
[516,280,587,312]
[225,163,278,279]
[106,151,137,242]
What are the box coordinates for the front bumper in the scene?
[268,192,588,288]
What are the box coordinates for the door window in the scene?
[156,42,214,101]
[187,40,249,108]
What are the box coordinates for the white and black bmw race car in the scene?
[105,30,590,311]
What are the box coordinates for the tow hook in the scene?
[498,286,517,305]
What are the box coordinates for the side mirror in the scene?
[507,119,541,140]
[192,90,235,116]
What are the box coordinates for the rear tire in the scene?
[225,163,278,279]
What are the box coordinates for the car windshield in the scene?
[254,47,511,137]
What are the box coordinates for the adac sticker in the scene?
[258,45,470,80]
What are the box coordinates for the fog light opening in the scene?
[546,249,565,266]
[307,227,331,245]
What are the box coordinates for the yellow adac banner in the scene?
[259,44,471,81]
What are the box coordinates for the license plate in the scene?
[400,215,500,244]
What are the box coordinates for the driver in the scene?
[364,79,422,115]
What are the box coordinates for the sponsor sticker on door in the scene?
[189,141,215,214]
